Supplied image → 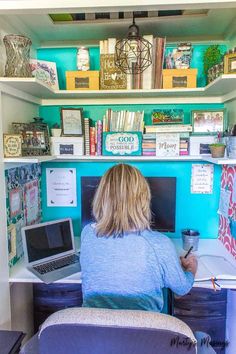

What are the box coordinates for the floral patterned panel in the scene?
[219,166,236,259]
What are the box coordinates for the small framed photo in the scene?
[192,110,225,134]
[60,108,84,137]
[224,53,236,74]
[12,119,50,156]
[3,134,22,157]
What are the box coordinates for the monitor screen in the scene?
[81,176,176,232]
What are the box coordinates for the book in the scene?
[89,127,96,155]
[84,118,91,156]
[195,255,236,282]
[146,124,192,133]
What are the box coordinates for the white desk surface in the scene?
[9,238,236,289]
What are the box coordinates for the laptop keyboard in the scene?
[33,254,80,275]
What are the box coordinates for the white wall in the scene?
[2,93,39,131]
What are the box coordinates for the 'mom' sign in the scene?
[102,132,142,156]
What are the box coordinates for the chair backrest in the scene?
[38,307,197,354]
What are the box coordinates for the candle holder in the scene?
[3,34,32,77]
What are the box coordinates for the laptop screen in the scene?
[24,220,73,263]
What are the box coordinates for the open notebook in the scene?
[195,255,236,282]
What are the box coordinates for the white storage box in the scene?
[50,137,84,156]
[189,136,215,156]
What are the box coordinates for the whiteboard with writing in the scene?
[191,164,214,194]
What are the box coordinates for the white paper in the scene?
[218,188,231,218]
[191,164,214,194]
[46,168,77,207]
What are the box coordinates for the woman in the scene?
[80,164,197,312]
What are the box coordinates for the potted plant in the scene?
[51,123,61,137]
[203,45,223,83]
[209,143,226,158]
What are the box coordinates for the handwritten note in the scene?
[46,168,77,207]
[191,164,214,194]
[218,188,231,218]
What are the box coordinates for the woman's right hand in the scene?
[180,255,198,276]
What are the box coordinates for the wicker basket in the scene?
[209,144,226,158]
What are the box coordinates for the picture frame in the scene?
[152,109,184,124]
[224,53,236,74]
[3,134,22,157]
[30,59,59,90]
[24,180,41,225]
[12,118,50,156]
[9,188,22,219]
[8,224,16,262]
[60,108,84,137]
[191,110,225,134]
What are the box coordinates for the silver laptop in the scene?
[22,218,81,284]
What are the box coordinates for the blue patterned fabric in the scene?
[80,224,194,311]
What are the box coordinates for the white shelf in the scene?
[3,155,55,169]
[4,155,236,165]
[1,75,236,104]
[202,156,236,165]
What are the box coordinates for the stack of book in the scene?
[144,125,192,157]
[89,120,103,156]
[179,133,190,156]
[103,109,144,132]
[142,134,156,156]
[127,36,166,90]
[100,36,166,90]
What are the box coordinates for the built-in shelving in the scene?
[3,155,236,168]
[1,75,236,105]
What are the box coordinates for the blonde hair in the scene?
[92,164,151,237]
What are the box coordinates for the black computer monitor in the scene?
[81,176,176,232]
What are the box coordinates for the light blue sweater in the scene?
[80,224,194,312]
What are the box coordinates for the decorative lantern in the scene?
[115,18,152,75]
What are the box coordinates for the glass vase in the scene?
[3,34,32,77]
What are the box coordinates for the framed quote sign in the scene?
[103,132,142,156]
[100,54,127,90]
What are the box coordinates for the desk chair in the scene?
[20,307,216,354]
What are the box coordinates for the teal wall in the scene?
[37,44,227,89]
[41,160,221,239]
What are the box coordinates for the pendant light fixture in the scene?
[115,16,152,74]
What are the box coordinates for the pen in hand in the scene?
[184,246,194,258]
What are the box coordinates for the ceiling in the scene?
[1,7,236,46]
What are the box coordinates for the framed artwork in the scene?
[12,118,50,156]
[30,59,59,90]
[224,53,236,74]
[9,188,22,218]
[8,224,16,262]
[60,108,84,136]
[3,134,22,157]
[24,180,41,225]
[192,110,225,134]
[152,109,184,124]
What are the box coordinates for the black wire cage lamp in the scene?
[115,17,153,75]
